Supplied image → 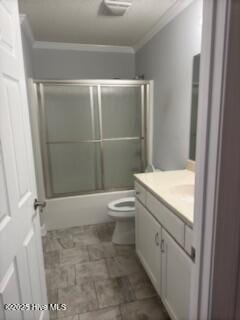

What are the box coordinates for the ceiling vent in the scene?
[103,0,132,16]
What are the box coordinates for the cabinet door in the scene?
[135,200,162,295]
[161,229,192,320]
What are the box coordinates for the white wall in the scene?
[33,47,135,79]
[136,0,202,170]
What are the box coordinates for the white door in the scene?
[135,200,162,295]
[0,1,48,320]
[161,229,192,320]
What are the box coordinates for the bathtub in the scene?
[44,190,135,230]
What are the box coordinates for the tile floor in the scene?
[43,222,170,320]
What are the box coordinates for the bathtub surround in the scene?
[136,0,202,170]
[43,222,170,319]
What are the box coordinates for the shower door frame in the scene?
[34,79,150,199]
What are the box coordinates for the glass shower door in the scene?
[37,81,147,198]
[40,84,101,197]
[100,86,144,189]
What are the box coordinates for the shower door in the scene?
[36,80,148,198]
[100,85,144,189]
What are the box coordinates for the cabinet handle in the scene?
[191,246,196,262]
[155,232,160,246]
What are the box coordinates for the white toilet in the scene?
[107,197,135,245]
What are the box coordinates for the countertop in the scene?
[134,170,195,227]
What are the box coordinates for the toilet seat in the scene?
[108,197,135,211]
[108,197,135,219]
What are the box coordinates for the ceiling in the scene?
[19,0,177,46]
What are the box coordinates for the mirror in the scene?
[189,54,200,161]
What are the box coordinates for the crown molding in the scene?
[19,14,134,54]
[20,14,34,44]
[33,41,135,54]
[20,0,195,54]
[133,0,195,52]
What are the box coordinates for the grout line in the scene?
[92,279,100,311]
[74,263,77,286]
[104,257,111,279]
[86,244,91,261]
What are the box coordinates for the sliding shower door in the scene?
[39,84,101,197]
[101,86,143,189]
[36,80,148,198]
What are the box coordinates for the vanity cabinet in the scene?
[135,180,193,320]
[135,200,162,295]
[161,229,192,320]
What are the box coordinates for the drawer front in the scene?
[134,181,146,205]
[185,225,193,256]
[146,192,185,246]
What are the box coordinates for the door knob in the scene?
[33,199,46,211]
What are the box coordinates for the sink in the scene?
[170,184,194,203]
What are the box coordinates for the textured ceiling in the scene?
[19,0,177,46]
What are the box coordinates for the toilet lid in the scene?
[108,197,135,212]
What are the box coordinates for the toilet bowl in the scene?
[107,197,135,245]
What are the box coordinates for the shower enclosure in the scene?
[34,80,150,198]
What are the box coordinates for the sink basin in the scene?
[170,184,194,203]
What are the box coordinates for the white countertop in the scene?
[135,170,195,227]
